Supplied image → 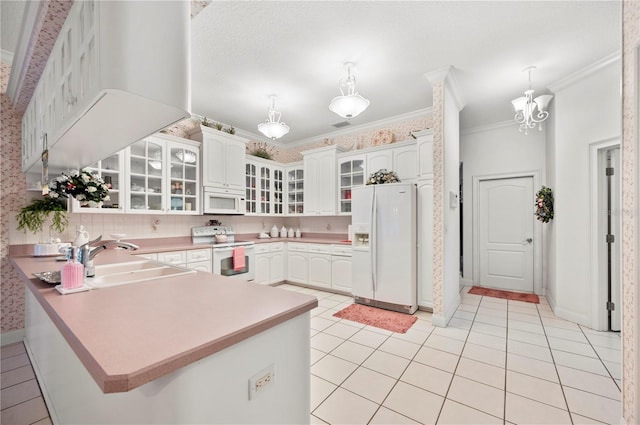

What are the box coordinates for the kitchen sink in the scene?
[86,260,195,289]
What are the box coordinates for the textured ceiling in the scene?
[191,1,621,144]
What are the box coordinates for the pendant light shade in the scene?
[258,96,290,140]
[511,66,554,135]
[329,63,370,119]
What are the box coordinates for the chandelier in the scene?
[329,63,370,119]
[511,66,554,135]
[257,96,290,140]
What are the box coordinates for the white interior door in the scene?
[479,177,534,293]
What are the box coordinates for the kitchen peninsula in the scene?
[11,246,317,424]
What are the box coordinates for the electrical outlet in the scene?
[248,364,275,400]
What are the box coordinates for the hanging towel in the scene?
[233,246,246,271]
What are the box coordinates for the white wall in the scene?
[442,89,461,323]
[546,59,621,326]
[460,122,546,287]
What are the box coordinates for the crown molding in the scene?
[286,107,433,148]
[192,107,433,149]
[424,66,466,111]
[0,50,14,65]
[548,52,621,93]
[461,120,514,136]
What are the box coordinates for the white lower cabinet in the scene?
[331,245,352,293]
[286,243,308,284]
[255,242,284,285]
[141,248,212,273]
[417,179,434,309]
[308,244,332,289]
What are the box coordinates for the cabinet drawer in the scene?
[287,242,308,252]
[308,243,331,254]
[135,253,158,261]
[269,242,284,252]
[187,248,211,263]
[255,244,271,254]
[157,251,187,265]
[188,260,212,273]
[331,245,352,256]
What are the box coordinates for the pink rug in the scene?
[333,304,418,333]
[468,286,540,304]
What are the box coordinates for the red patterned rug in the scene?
[333,304,417,333]
[468,286,540,304]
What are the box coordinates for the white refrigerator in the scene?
[351,183,417,314]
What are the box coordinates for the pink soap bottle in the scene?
[61,247,84,290]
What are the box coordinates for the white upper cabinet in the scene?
[126,135,200,215]
[302,145,344,215]
[338,155,366,214]
[21,0,190,174]
[201,127,247,195]
[365,141,417,183]
[286,163,304,215]
[366,150,393,177]
[414,129,435,178]
[245,157,284,215]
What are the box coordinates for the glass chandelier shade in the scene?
[329,63,370,119]
[258,96,290,140]
[511,66,554,135]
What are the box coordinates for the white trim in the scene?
[1,329,25,346]
[424,66,466,111]
[472,171,543,295]
[6,0,43,101]
[192,107,433,148]
[432,291,460,327]
[461,120,514,136]
[548,52,621,93]
[0,49,14,65]
[588,138,620,331]
[459,277,474,287]
[287,107,433,148]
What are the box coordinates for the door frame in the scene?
[589,137,620,330]
[472,171,542,295]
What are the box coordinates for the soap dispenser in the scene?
[280,226,287,238]
[270,225,279,238]
[61,246,84,290]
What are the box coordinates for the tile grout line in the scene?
[536,302,575,425]
[577,324,622,393]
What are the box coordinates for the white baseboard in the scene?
[1,329,25,346]
[459,277,474,287]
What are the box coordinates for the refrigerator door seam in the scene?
[371,188,377,294]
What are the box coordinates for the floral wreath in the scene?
[367,169,400,185]
[48,169,110,208]
[535,186,554,223]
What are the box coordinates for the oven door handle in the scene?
[212,247,254,253]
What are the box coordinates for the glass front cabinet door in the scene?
[287,165,304,215]
[127,138,165,213]
[338,156,365,214]
[167,142,199,214]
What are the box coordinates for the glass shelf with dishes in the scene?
[338,157,365,214]
[167,144,199,213]
[69,152,125,213]
[244,158,283,216]
[286,166,304,215]
[127,139,166,213]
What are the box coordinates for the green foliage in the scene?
[535,186,554,223]
[16,197,68,234]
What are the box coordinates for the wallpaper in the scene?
[431,82,445,319]
[621,0,639,422]
[1,62,26,332]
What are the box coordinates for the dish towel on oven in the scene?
[233,246,245,271]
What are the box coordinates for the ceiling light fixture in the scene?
[329,62,370,119]
[511,66,554,135]
[257,95,290,140]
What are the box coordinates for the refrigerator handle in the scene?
[371,189,377,293]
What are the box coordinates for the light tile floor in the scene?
[278,285,622,425]
[1,285,622,425]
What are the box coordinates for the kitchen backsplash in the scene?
[8,213,351,244]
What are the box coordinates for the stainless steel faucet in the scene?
[79,235,139,276]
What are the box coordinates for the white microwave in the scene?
[202,190,245,215]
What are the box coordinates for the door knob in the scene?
[523,238,533,244]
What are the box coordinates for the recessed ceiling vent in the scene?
[332,121,351,128]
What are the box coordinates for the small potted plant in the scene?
[16,196,69,235]
[247,142,275,160]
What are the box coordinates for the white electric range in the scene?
[191,226,255,281]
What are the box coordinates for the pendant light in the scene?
[511,66,554,135]
[329,63,370,119]
[257,95,290,140]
